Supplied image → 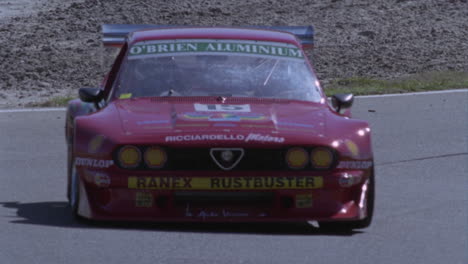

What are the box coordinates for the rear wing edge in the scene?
[102,24,314,48]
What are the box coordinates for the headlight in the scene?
[285,147,309,169]
[118,145,141,168]
[144,146,167,169]
[310,147,334,169]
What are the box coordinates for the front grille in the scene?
[166,148,285,171]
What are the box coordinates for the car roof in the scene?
[128,27,301,47]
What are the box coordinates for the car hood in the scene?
[114,97,328,140]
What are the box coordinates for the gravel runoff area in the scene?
[0,0,467,108]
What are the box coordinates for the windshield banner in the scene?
[129,40,304,60]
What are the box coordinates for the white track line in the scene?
[0,107,66,113]
[356,88,467,98]
[0,89,466,113]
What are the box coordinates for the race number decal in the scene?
[194,103,251,112]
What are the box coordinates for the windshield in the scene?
[114,40,322,102]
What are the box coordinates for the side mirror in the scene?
[79,88,103,109]
[331,93,354,113]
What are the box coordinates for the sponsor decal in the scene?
[165,134,244,142]
[75,157,114,168]
[221,210,249,217]
[129,40,304,60]
[296,193,313,208]
[164,133,284,143]
[128,176,323,190]
[194,103,251,112]
[195,211,219,219]
[185,208,249,219]
[182,112,267,122]
[135,192,153,207]
[93,172,110,187]
[245,133,285,143]
[337,161,373,169]
[88,135,106,154]
[119,93,132,99]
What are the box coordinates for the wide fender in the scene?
[65,99,96,145]
[326,114,373,160]
[73,104,122,158]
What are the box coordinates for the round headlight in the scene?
[118,145,141,168]
[144,146,167,169]
[285,147,309,169]
[310,147,334,169]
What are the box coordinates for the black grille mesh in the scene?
[166,148,285,171]
[114,146,338,171]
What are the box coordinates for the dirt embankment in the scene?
[0,0,467,107]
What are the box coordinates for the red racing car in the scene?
[65,25,374,230]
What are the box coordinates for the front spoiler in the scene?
[75,170,371,222]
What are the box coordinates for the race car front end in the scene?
[72,138,374,224]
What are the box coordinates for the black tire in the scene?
[69,164,81,220]
[66,150,72,202]
[319,169,375,230]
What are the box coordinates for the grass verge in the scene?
[27,96,76,107]
[324,71,468,96]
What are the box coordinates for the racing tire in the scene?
[69,163,82,220]
[66,150,72,202]
[319,169,375,231]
